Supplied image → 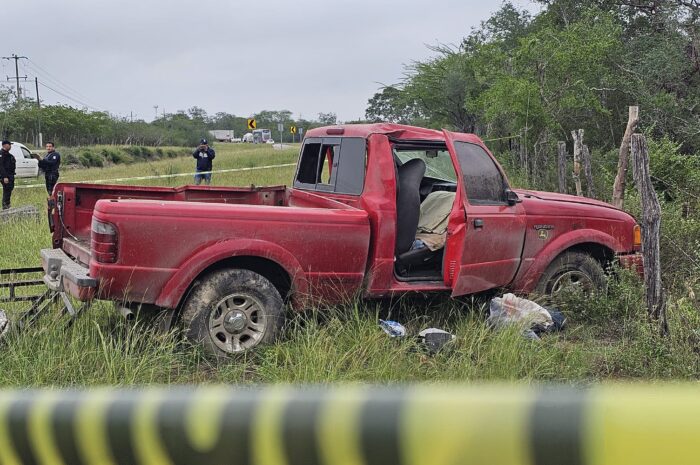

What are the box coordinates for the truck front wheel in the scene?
[535,251,606,296]
[181,269,285,357]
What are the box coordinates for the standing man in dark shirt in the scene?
[192,138,215,185]
[39,142,61,194]
[0,140,16,210]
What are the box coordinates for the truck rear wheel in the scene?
[181,269,284,357]
[535,251,606,296]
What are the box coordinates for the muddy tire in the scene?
[535,251,606,296]
[181,269,284,357]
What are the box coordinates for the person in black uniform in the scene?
[39,142,61,194]
[192,138,215,185]
[0,140,16,210]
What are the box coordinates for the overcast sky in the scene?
[3,0,537,123]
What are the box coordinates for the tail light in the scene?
[91,218,118,263]
[47,198,56,233]
[633,224,642,250]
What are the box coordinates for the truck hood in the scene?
[515,189,619,210]
[514,189,637,223]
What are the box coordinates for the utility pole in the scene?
[35,77,43,147]
[1,54,28,102]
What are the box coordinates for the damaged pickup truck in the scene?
[41,124,643,356]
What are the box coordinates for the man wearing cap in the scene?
[0,140,16,210]
[192,138,215,185]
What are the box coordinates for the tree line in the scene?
[0,86,339,148]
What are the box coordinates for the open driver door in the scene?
[441,130,527,296]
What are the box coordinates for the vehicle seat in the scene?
[395,158,426,256]
[397,190,455,272]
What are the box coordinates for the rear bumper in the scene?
[41,248,97,301]
[617,252,644,277]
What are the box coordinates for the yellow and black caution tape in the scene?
[0,385,699,464]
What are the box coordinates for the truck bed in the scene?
[50,182,372,308]
[54,183,290,243]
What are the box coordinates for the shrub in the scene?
[77,149,104,168]
[101,148,133,164]
[62,152,81,166]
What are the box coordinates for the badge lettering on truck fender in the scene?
[534,224,554,240]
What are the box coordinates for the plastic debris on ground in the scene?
[0,310,9,339]
[488,293,566,340]
[417,327,456,354]
[378,319,407,338]
[546,308,567,332]
[378,320,456,355]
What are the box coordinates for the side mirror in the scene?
[505,189,521,206]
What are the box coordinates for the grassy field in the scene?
[1,143,699,387]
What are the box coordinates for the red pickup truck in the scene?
[42,124,643,356]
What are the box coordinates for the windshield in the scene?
[394,149,457,182]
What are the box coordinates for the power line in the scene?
[26,58,95,104]
[37,80,101,112]
[0,55,103,111]
[25,63,102,110]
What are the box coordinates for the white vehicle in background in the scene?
[208,129,235,142]
[252,129,272,144]
[8,142,39,178]
[242,133,254,143]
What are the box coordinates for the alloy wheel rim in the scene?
[550,270,594,294]
[209,293,266,353]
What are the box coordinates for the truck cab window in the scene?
[296,142,322,184]
[454,141,507,205]
[294,137,366,195]
[320,144,340,185]
[394,149,457,183]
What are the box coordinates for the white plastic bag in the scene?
[378,320,407,338]
[488,293,554,333]
[0,310,9,339]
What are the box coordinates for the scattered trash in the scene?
[378,320,457,355]
[522,329,541,340]
[0,310,9,339]
[378,320,406,338]
[488,293,569,339]
[418,327,456,354]
[545,308,567,332]
[379,320,456,356]
[488,293,553,329]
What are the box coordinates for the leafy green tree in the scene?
[403,46,483,132]
[365,86,423,124]
[317,112,337,125]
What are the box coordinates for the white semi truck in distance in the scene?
[208,130,236,142]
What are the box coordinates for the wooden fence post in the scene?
[557,141,567,194]
[612,106,640,209]
[571,129,583,196]
[631,133,668,335]
[582,144,595,198]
